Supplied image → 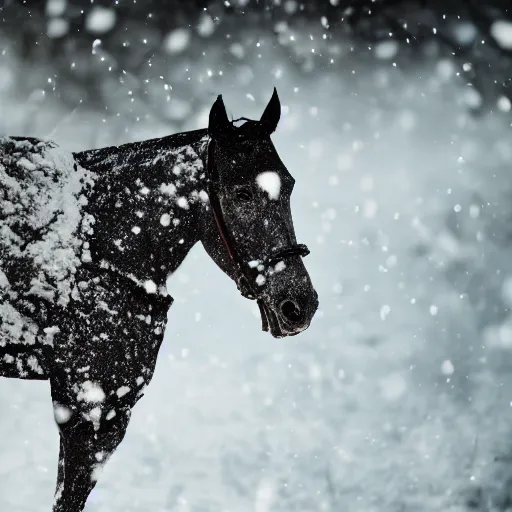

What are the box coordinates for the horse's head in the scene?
[200,89,318,338]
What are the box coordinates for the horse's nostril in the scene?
[279,300,304,326]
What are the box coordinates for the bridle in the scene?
[205,138,310,315]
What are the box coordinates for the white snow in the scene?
[26,356,43,375]
[453,22,477,45]
[274,261,286,273]
[90,461,106,482]
[255,172,281,200]
[230,42,245,59]
[45,0,66,17]
[0,138,96,352]
[441,360,455,375]
[105,409,116,421]
[116,386,131,398]
[17,156,37,171]
[255,480,275,512]
[47,18,69,39]
[0,270,9,288]
[498,95,512,112]
[84,406,103,431]
[363,198,378,218]
[160,183,176,195]
[380,373,407,401]
[160,213,171,226]
[463,87,483,109]
[197,13,215,37]
[380,304,391,320]
[176,196,189,209]
[3,28,512,512]
[53,404,72,424]
[163,29,191,54]
[374,40,399,60]
[77,381,106,403]
[143,280,158,294]
[85,6,117,35]
[255,274,266,286]
[491,19,512,50]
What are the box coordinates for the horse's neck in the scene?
[76,132,209,287]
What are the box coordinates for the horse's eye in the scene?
[235,188,253,202]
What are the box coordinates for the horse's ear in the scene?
[259,87,281,135]
[208,94,233,141]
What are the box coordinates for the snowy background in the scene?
[2,1,512,510]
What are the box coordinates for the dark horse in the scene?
[0,89,318,511]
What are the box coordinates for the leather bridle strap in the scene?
[265,244,310,267]
[206,139,257,299]
[205,138,310,302]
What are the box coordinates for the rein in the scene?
[205,138,310,306]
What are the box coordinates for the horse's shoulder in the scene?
[73,266,174,323]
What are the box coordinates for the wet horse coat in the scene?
[1,132,208,381]
[0,89,318,512]
[0,132,210,510]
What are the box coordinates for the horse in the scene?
[0,88,318,511]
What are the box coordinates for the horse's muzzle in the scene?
[258,291,319,338]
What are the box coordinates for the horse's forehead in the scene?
[250,143,292,181]
[219,140,290,179]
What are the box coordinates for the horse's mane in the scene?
[74,117,268,169]
[74,128,209,167]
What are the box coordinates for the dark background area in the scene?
[3,0,512,129]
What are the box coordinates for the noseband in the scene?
[205,138,310,305]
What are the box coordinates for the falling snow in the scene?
[256,171,281,200]
[163,28,191,54]
[77,381,106,403]
[3,9,512,512]
[0,137,95,354]
[491,19,512,50]
[85,7,117,35]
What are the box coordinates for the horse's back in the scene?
[0,136,94,380]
